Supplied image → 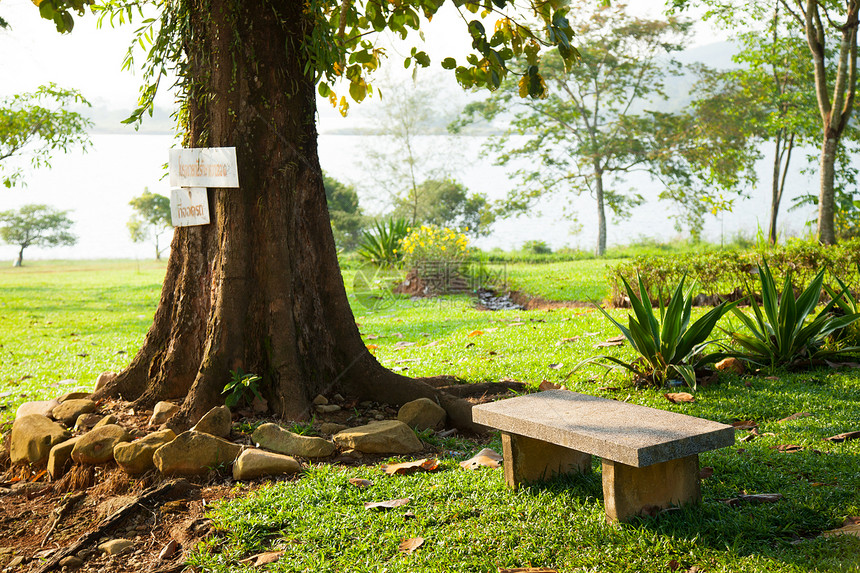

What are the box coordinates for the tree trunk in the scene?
[95,0,482,433]
[594,168,606,257]
[14,245,23,267]
[768,132,793,245]
[817,133,839,245]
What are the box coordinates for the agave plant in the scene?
[725,261,860,369]
[356,218,410,267]
[576,274,736,388]
[824,271,860,346]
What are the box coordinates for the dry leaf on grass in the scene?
[381,458,440,475]
[498,568,558,573]
[365,334,379,340]
[664,392,695,404]
[538,380,561,391]
[594,335,625,348]
[777,412,813,423]
[348,478,373,488]
[240,551,284,566]
[698,467,714,480]
[393,341,417,350]
[772,444,804,452]
[735,493,783,504]
[731,420,758,430]
[468,330,484,337]
[460,448,503,470]
[825,431,860,443]
[547,363,563,370]
[555,337,580,346]
[398,537,424,554]
[366,344,378,351]
[364,498,411,510]
[822,523,860,538]
[597,386,620,392]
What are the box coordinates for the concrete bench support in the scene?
[602,455,701,523]
[473,390,733,523]
[501,432,591,488]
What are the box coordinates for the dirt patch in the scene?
[508,291,593,311]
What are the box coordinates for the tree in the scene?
[392,179,496,236]
[0,84,92,188]
[41,0,576,431]
[128,189,173,260]
[457,2,694,255]
[324,174,366,251]
[0,204,77,266]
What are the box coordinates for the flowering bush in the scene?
[400,225,472,269]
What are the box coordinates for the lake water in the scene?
[0,131,822,262]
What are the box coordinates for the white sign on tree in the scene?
[167,147,239,227]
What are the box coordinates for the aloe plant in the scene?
[725,262,860,369]
[576,274,736,388]
[356,218,410,268]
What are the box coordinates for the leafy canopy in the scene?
[0,84,93,188]
[128,188,173,259]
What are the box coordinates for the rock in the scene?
[93,414,118,429]
[15,399,60,420]
[153,430,243,476]
[74,413,103,432]
[319,422,348,435]
[192,406,232,438]
[94,371,117,393]
[397,398,446,431]
[312,394,328,406]
[149,401,179,426]
[59,555,83,569]
[11,415,72,465]
[332,393,345,402]
[98,539,133,556]
[51,399,96,426]
[114,429,177,475]
[58,391,91,403]
[71,425,131,465]
[252,423,335,458]
[332,420,422,454]
[715,357,745,375]
[232,449,302,480]
[48,437,81,479]
[315,404,341,414]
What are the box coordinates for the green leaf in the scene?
[441,57,457,70]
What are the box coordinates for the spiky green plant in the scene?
[824,271,860,347]
[356,218,410,267]
[576,274,735,388]
[725,262,860,369]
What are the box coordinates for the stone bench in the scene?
[472,389,734,522]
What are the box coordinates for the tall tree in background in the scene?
[37,0,577,430]
[0,204,77,266]
[0,84,92,188]
[128,188,173,260]
[456,2,691,256]
[324,174,366,251]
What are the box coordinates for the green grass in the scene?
[505,259,616,302]
[1,259,859,572]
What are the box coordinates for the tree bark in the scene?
[95,0,483,433]
[14,245,23,267]
[594,167,606,257]
[817,133,839,245]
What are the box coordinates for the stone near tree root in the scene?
[191,406,232,438]
[114,429,177,475]
[73,413,103,432]
[232,449,302,480]
[93,414,118,429]
[15,399,61,420]
[51,399,96,426]
[11,415,72,465]
[97,539,133,556]
[48,436,81,479]
[58,391,91,403]
[312,394,328,406]
[93,371,117,393]
[153,430,243,476]
[319,422,348,435]
[149,401,180,426]
[316,404,341,414]
[332,420,423,454]
[251,423,335,458]
[71,424,131,465]
[397,398,446,431]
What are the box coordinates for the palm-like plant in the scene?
[725,262,860,369]
[356,218,410,267]
[577,274,736,388]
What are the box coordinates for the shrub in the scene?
[356,218,410,267]
[521,240,552,255]
[400,225,472,269]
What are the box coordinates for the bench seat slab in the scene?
[501,432,591,488]
[602,454,701,523]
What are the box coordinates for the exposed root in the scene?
[54,465,96,494]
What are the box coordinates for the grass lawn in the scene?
[1,260,859,572]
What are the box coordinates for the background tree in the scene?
[41,0,577,431]
[392,179,496,236]
[0,203,77,266]
[128,188,173,260]
[0,84,92,188]
[324,174,367,251]
[456,2,692,256]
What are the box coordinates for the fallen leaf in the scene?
[698,467,714,480]
[825,431,860,443]
[555,336,580,346]
[739,433,756,443]
[348,478,373,488]
[498,568,558,573]
[507,322,526,327]
[594,335,625,348]
[240,551,283,566]
[777,412,813,423]
[664,392,695,404]
[547,363,563,370]
[538,380,561,391]
[597,386,620,391]
[29,469,47,482]
[158,540,178,561]
[393,341,417,350]
[366,344,378,351]
[821,523,860,538]
[772,444,803,452]
[764,376,780,381]
[468,330,484,337]
[737,493,784,503]
[398,537,424,554]
[381,458,440,475]
[460,448,503,470]
[668,560,681,571]
[731,420,758,430]
[364,498,411,510]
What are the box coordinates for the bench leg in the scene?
[601,454,701,523]
[501,432,591,489]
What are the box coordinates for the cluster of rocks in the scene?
[8,374,449,482]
